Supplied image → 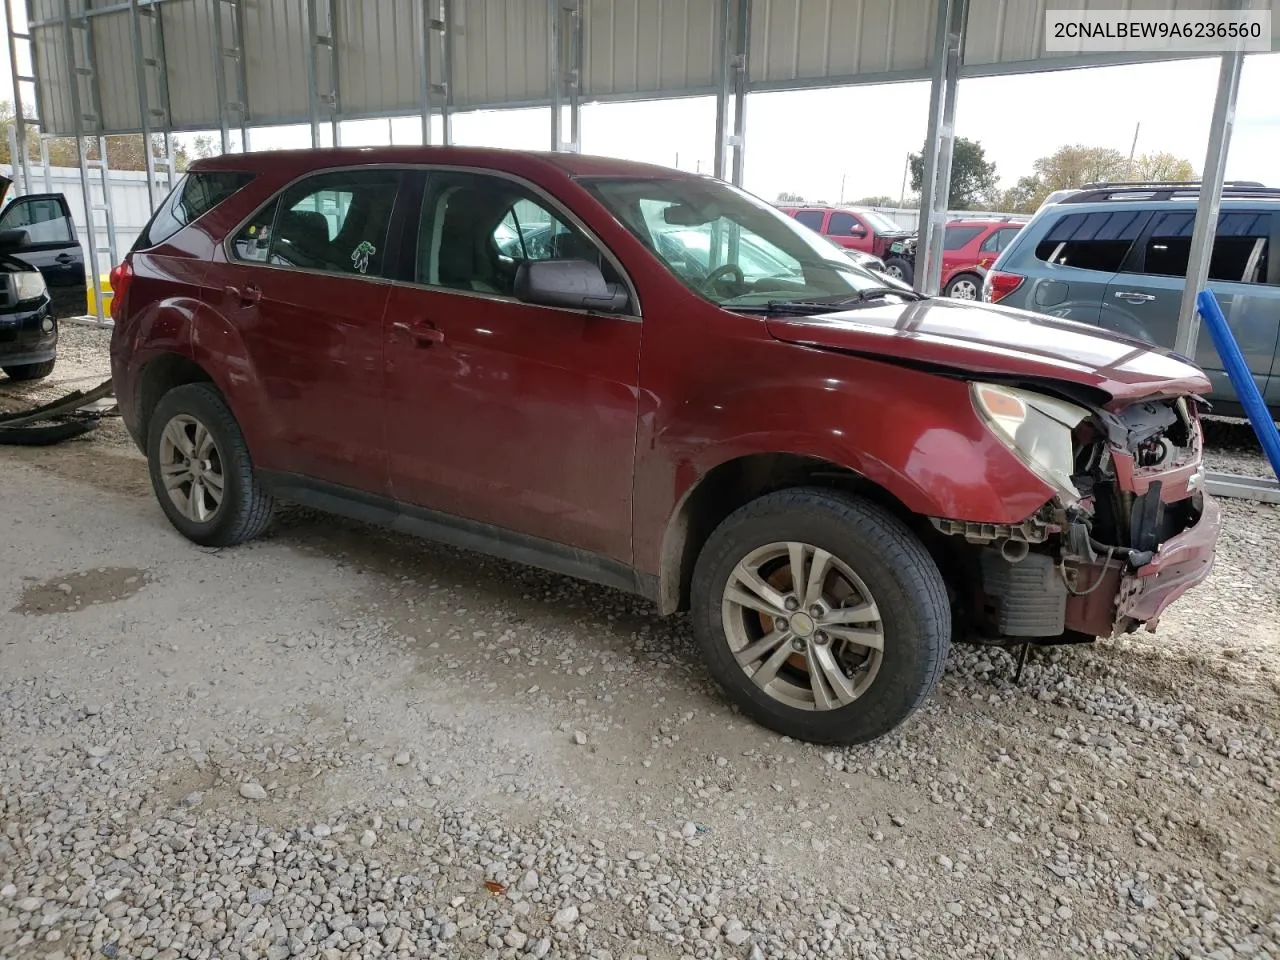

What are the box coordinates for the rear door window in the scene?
[1034,211,1148,273]
[794,210,825,231]
[230,170,401,278]
[944,225,984,249]
[980,226,1020,253]
[136,171,255,249]
[1134,210,1271,284]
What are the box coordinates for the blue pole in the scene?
[1196,289,1280,479]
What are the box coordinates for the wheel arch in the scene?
[136,352,216,447]
[655,452,921,615]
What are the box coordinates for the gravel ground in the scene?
[2,413,1279,960]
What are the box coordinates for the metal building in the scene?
[4,0,1277,336]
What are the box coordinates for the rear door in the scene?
[211,168,403,492]
[0,193,86,317]
[1022,209,1151,325]
[1103,207,1279,405]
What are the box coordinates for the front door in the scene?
[383,170,641,562]
[206,168,403,493]
[1102,208,1279,405]
[0,193,86,317]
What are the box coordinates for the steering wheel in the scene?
[701,263,746,297]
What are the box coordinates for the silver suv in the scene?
[984,182,1280,417]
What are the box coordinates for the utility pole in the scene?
[1127,122,1141,177]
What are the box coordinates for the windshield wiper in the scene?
[832,286,927,304]
[725,300,848,316]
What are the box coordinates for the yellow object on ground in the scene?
[86,275,113,317]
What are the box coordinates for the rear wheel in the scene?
[691,488,950,745]
[146,383,274,547]
[945,272,982,300]
[2,359,56,381]
[882,257,914,285]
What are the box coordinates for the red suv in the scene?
[777,205,913,258]
[110,148,1220,746]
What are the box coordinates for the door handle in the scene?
[225,284,261,307]
[1114,290,1156,304]
[393,319,446,347]
[55,253,74,264]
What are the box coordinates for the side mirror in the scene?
[849,226,866,238]
[514,259,629,313]
[0,228,31,251]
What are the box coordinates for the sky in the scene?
[2,6,1276,208]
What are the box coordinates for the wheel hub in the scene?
[788,611,816,637]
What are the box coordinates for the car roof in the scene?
[189,146,706,182]
[1032,196,1279,219]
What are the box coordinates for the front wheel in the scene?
[882,257,914,285]
[691,489,950,745]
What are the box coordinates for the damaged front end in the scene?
[932,383,1221,643]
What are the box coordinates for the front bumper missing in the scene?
[1064,494,1222,636]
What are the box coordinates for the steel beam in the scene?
[418,0,433,144]
[1174,49,1246,358]
[916,0,968,297]
[4,0,33,195]
[549,0,582,153]
[61,0,105,321]
[440,0,453,145]
[209,0,231,152]
[128,0,160,208]
[713,0,749,185]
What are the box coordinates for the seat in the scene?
[434,187,514,295]
[276,209,335,270]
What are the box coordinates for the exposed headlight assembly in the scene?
[972,382,1090,503]
[13,270,47,302]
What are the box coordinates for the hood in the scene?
[765,298,1211,408]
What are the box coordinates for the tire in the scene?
[945,272,982,301]
[882,257,915,285]
[691,488,950,745]
[2,359,56,381]
[146,382,274,547]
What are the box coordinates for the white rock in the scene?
[553,904,579,928]
[238,782,267,800]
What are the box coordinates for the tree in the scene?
[995,144,1197,213]
[850,195,894,207]
[908,137,999,211]
[1131,151,1196,182]
[0,101,191,173]
[776,190,804,203]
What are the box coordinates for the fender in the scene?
[186,298,290,470]
[632,350,1056,578]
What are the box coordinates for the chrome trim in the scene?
[221,161,642,321]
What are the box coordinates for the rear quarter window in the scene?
[1033,210,1147,273]
[135,171,255,250]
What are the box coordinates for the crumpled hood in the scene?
[765,298,1211,408]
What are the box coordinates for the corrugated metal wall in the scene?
[24,0,1280,137]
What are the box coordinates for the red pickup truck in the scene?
[776,205,913,259]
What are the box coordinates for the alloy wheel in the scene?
[158,413,225,523]
[720,541,884,711]
[949,278,979,300]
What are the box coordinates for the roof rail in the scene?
[1060,181,1280,204]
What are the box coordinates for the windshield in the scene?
[856,209,905,234]
[582,177,896,307]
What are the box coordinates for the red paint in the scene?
[110,147,1216,606]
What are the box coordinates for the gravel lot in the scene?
[1,327,1279,960]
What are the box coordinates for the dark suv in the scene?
[985,182,1280,417]
[0,177,86,380]
[110,148,1220,745]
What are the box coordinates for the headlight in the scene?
[972,383,1090,502]
[13,270,47,301]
